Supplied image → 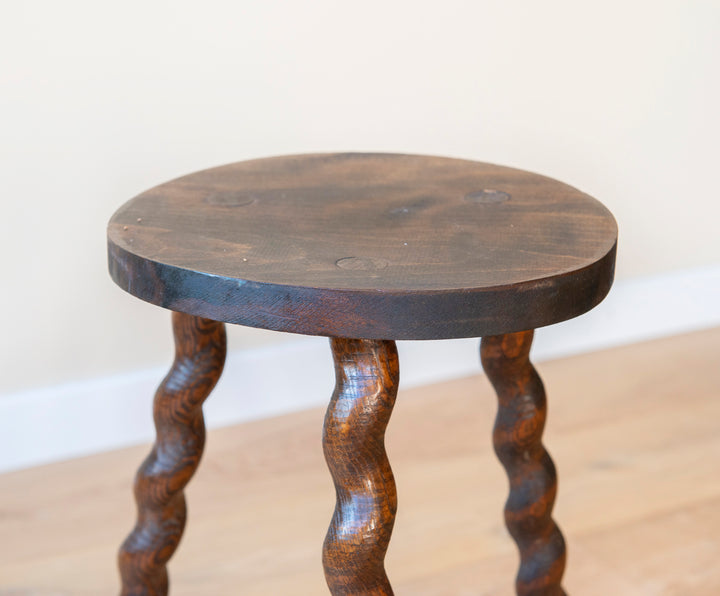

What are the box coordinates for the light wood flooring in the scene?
[2,327,720,595]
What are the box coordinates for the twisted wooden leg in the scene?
[323,338,399,596]
[481,331,566,596]
[118,312,226,596]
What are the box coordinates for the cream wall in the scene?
[2,1,719,395]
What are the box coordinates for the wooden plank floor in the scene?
[2,327,720,595]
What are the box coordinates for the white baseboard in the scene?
[2,265,719,473]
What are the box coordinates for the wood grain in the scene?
[107,153,617,339]
[2,328,720,595]
[481,331,566,596]
[323,338,399,595]
[118,313,226,595]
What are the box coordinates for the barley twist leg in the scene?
[481,331,566,596]
[118,312,226,596]
[322,338,399,596]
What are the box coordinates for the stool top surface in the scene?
[108,153,617,339]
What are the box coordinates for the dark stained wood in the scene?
[107,153,618,594]
[323,338,399,595]
[118,313,226,596]
[481,331,566,596]
[107,153,617,340]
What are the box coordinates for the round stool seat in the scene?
[107,153,617,339]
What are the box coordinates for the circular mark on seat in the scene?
[336,256,389,271]
[204,191,256,207]
[464,189,510,204]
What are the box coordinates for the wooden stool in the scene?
[107,153,617,595]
